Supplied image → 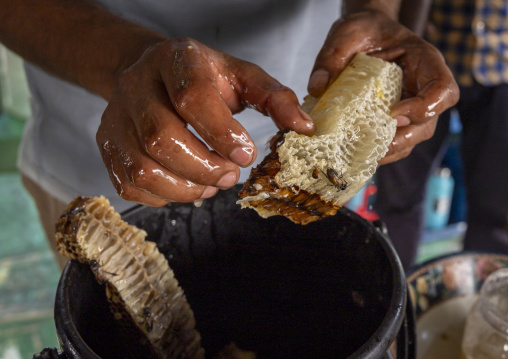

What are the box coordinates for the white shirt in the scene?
[19,0,341,212]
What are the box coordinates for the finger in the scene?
[373,42,459,129]
[121,77,242,188]
[383,117,438,159]
[392,77,459,125]
[158,43,257,168]
[232,61,315,136]
[308,29,359,96]
[307,15,384,97]
[391,43,459,121]
[98,105,220,204]
[378,146,414,165]
[97,127,169,207]
[116,123,219,203]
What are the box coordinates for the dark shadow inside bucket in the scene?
[56,188,403,359]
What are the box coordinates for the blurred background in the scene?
[0,45,466,358]
[0,45,61,358]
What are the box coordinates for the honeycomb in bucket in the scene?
[55,196,256,359]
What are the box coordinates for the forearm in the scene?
[0,0,165,100]
[342,0,401,20]
[399,0,432,35]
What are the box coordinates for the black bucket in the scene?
[35,187,415,358]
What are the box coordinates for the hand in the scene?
[308,10,459,164]
[97,38,315,206]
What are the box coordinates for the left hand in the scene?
[308,9,459,164]
[97,38,315,206]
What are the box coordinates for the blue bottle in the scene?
[424,167,455,230]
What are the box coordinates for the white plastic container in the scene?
[461,268,508,358]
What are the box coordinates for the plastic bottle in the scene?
[461,268,508,358]
[424,167,455,229]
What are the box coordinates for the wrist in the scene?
[342,0,400,21]
[104,34,166,99]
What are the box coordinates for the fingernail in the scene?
[230,147,254,166]
[308,69,330,93]
[396,115,411,127]
[297,106,314,122]
[297,106,315,133]
[200,186,218,199]
[216,172,237,189]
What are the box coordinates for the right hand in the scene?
[96,38,315,206]
[308,10,459,165]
